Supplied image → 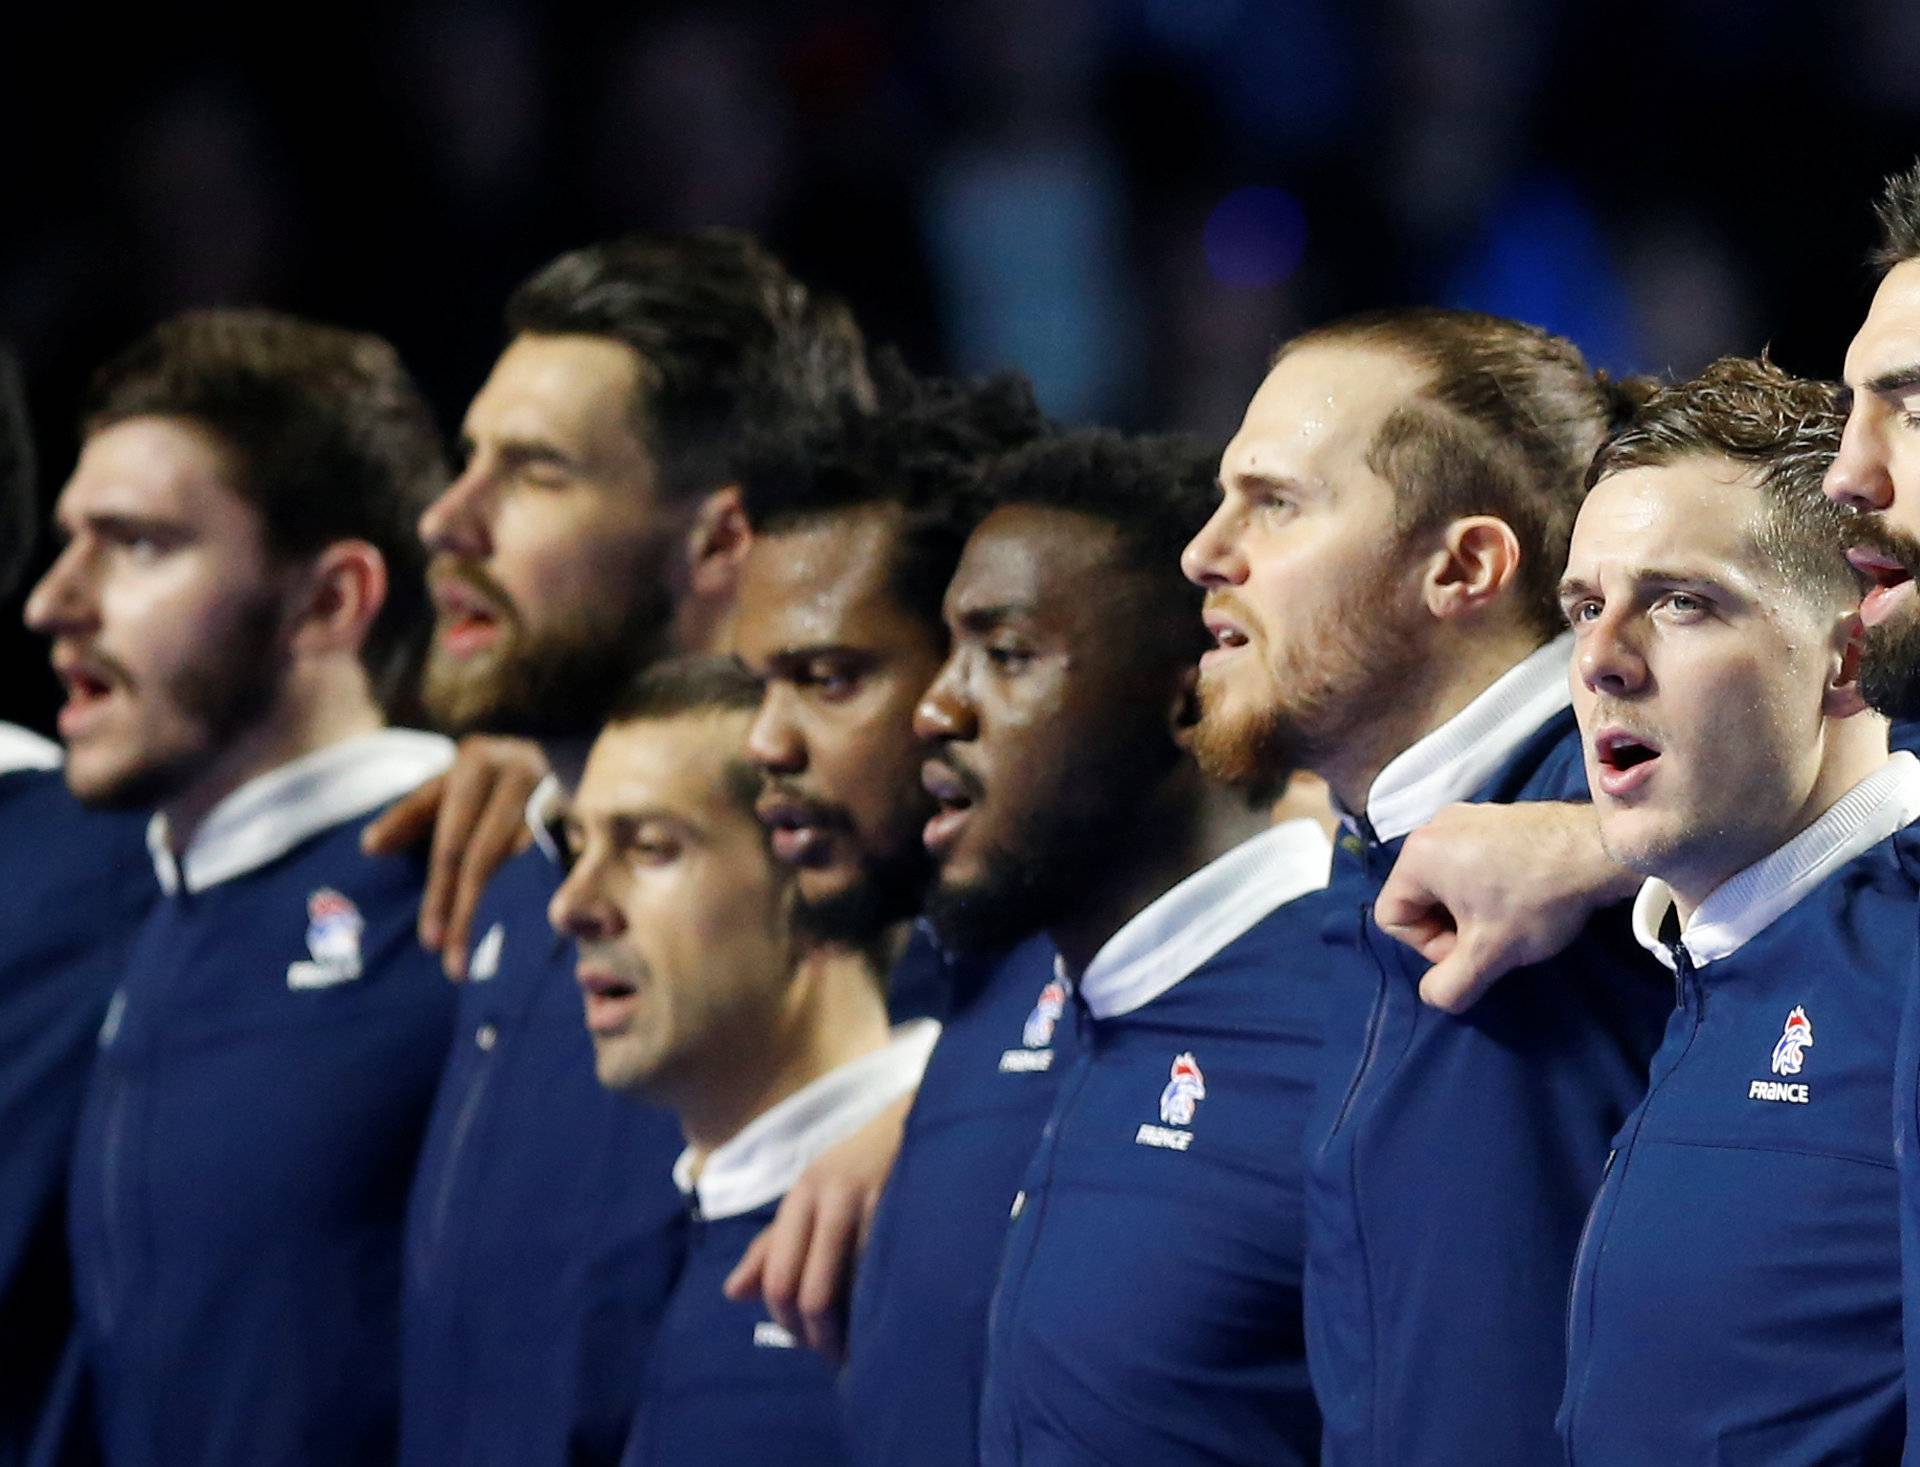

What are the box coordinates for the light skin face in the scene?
[1829,260,1920,715]
[736,505,945,926]
[418,332,688,736]
[1179,341,1439,806]
[1563,458,1867,915]
[25,416,308,822]
[549,711,796,1104]
[915,505,1181,945]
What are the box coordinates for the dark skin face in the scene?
[736,504,946,928]
[915,504,1186,948]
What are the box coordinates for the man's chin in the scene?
[1189,703,1297,797]
[1861,615,1920,722]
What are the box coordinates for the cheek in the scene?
[496,497,667,614]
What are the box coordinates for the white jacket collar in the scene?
[147,729,454,895]
[525,773,564,865]
[1069,818,1331,1021]
[0,721,61,775]
[674,1019,940,1221]
[1632,751,1920,972]
[1351,633,1574,843]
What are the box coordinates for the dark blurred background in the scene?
[5,0,1918,734]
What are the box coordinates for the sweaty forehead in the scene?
[734,504,913,654]
[1570,458,1766,581]
[1845,260,1920,386]
[1220,342,1430,487]
[951,504,1124,617]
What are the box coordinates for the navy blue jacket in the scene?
[623,1022,938,1467]
[0,730,151,1467]
[1561,759,1918,1464]
[621,1204,845,1467]
[63,731,456,1467]
[1305,642,1670,1466]
[979,820,1332,1466]
[399,839,688,1467]
[841,931,1060,1467]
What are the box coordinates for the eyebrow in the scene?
[1557,566,1730,601]
[951,602,1031,632]
[1863,364,1920,397]
[458,434,577,470]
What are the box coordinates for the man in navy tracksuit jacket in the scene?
[0,727,151,1466]
[1181,309,1670,1463]
[547,657,940,1467]
[1557,357,1907,1459]
[837,927,1058,1463]
[913,431,1331,1464]
[21,309,455,1464]
[729,367,1051,1378]
[393,234,875,1465]
[1824,157,1920,1462]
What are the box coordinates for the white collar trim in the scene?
[1632,751,1920,971]
[1069,818,1332,1020]
[147,729,455,895]
[525,773,564,865]
[0,721,61,775]
[1352,634,1574,842]
[674,1018,940,1220]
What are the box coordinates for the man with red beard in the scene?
[389,232,875,1467]
[0,345,154,1466]
[1180,309,1671,1465]
[23,309,456,1465]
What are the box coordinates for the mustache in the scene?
[56,641,137,690]
[925,754,986,803]
[756,779,851,827]
[1846,515,1920,579]
[428,554,518,617]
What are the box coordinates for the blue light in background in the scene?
[1204,186,1308,288]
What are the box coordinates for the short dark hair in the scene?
[604,654,766,816]
[0,345,35,602]
[979,428,1218,660]
[1284,308,1655,641]
[736,362,1049,632]
[1589,355,1854,607]
[504,230,873,503]
[83,309,446,713]
[1872,159,1920,275]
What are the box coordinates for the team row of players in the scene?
[9,162,1920,1466]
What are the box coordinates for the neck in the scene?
[1668,715,1891,924]
[1319,623,1546,816]
[676,942,893,1165]
[161,660,383,852]
[670,587,735,660]
[1051,768,1270,977]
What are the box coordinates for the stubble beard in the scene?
[76,592,289,812]
[421,580,677,740]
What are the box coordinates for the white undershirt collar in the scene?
[1347,633,1574,843]
[674,1019,940,1221]
[1632,751,1920,972]
[0,721,62,775]
[147,728,454,895]
[1066,818,1332,1021]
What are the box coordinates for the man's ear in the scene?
[685,485,752,600]
[1824,608,1871,719]
[1170,662,1203,739]
[1421,515,1523,621]
[289,540,387,658]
